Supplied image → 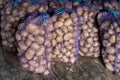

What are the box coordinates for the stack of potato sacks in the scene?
[1,0,120,76]
[1,0,48,51]
[97,10,120,73]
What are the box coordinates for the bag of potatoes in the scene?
[74,1,100,57]
[15,12,54,75]
[51,8,80,64]
[97,9,120,74]
[1,0,48,52]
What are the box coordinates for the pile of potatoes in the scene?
[97,12,120,73]
[1,0,48,51]
[75,4,100,57]
[16,13,53,75]
[51,9,80,64]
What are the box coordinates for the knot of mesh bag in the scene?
[56,8,72,15]
[56,8,65,15]
[76,0,82,2]
[40,12,50,23]
[108,8,118,17]
[13,0,19,8]
[30,0,38,2]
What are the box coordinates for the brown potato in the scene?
[64,33,73,41]
[62,12,69,19]
[108,54,115,62]
[36,46,45,56]
[56,36,63,42]
[6,15,15,23]
[106,47,116,54]
[56,29,64,36]
[101,21,110,29]
[64,18,72,26]
[35,36,44,44]
[26,24,38,33]
[31,42,40,50]
[29,60,39,67]
[109,35,116,43]
[52,39,57,47]
[18,41,28,51]
[105,63,114,71]
[76,7,83,16]
[25,50,35,60]
[35,66,45,73]
[81,24,88,30]
[54,21,63,28]
[87,37,93,44]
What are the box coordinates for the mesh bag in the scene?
[1,0,48,52]
[97,10,120,73]
[75,1,100,57]
[51,8,80,64]
[15,12,53,75]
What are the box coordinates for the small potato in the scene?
[52,40,57,47]
[109,35,116,43]
[68,26,74,32]
[93,42,99,47]
[105,63,114,71]
[106,47,116,54]
[87,37,93,44]
[44,70,50,75]
[56,36,63,42]
[27,5,37,13]
[40,60,47,65]
[16,33,21,41]
[18,41,28,51]
[45,40,51,47]
[29,60,39,67]
[54,21,63,28]
[54,49,60,55]
[25,38,32,47]
[35,36,44,44]
[81,47,88,53]
[21,30,28,37]
[31,42,39,50]
[108,29,114,35]
[64,33,73,41]
[108,54,115,62]
[81,24,88,30]
[6,15,15,23]
[22,64,29,68]
[28,34,35,41]
[51,15,57,22]
[61,12,69,19]
[29,66,34,71]
[103,40,111,47]
[20,57,28,63]
[35,66,45,73]
[56,29,64,36]
[64,18,72,26]
[101,21,110,29]
[69,38,75,44]
[36,46,45,56]
[83,11,88,20]
[26,24,38,33]
[76,7,83,16]
[2,40,8,46]
[25,50,35,60]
